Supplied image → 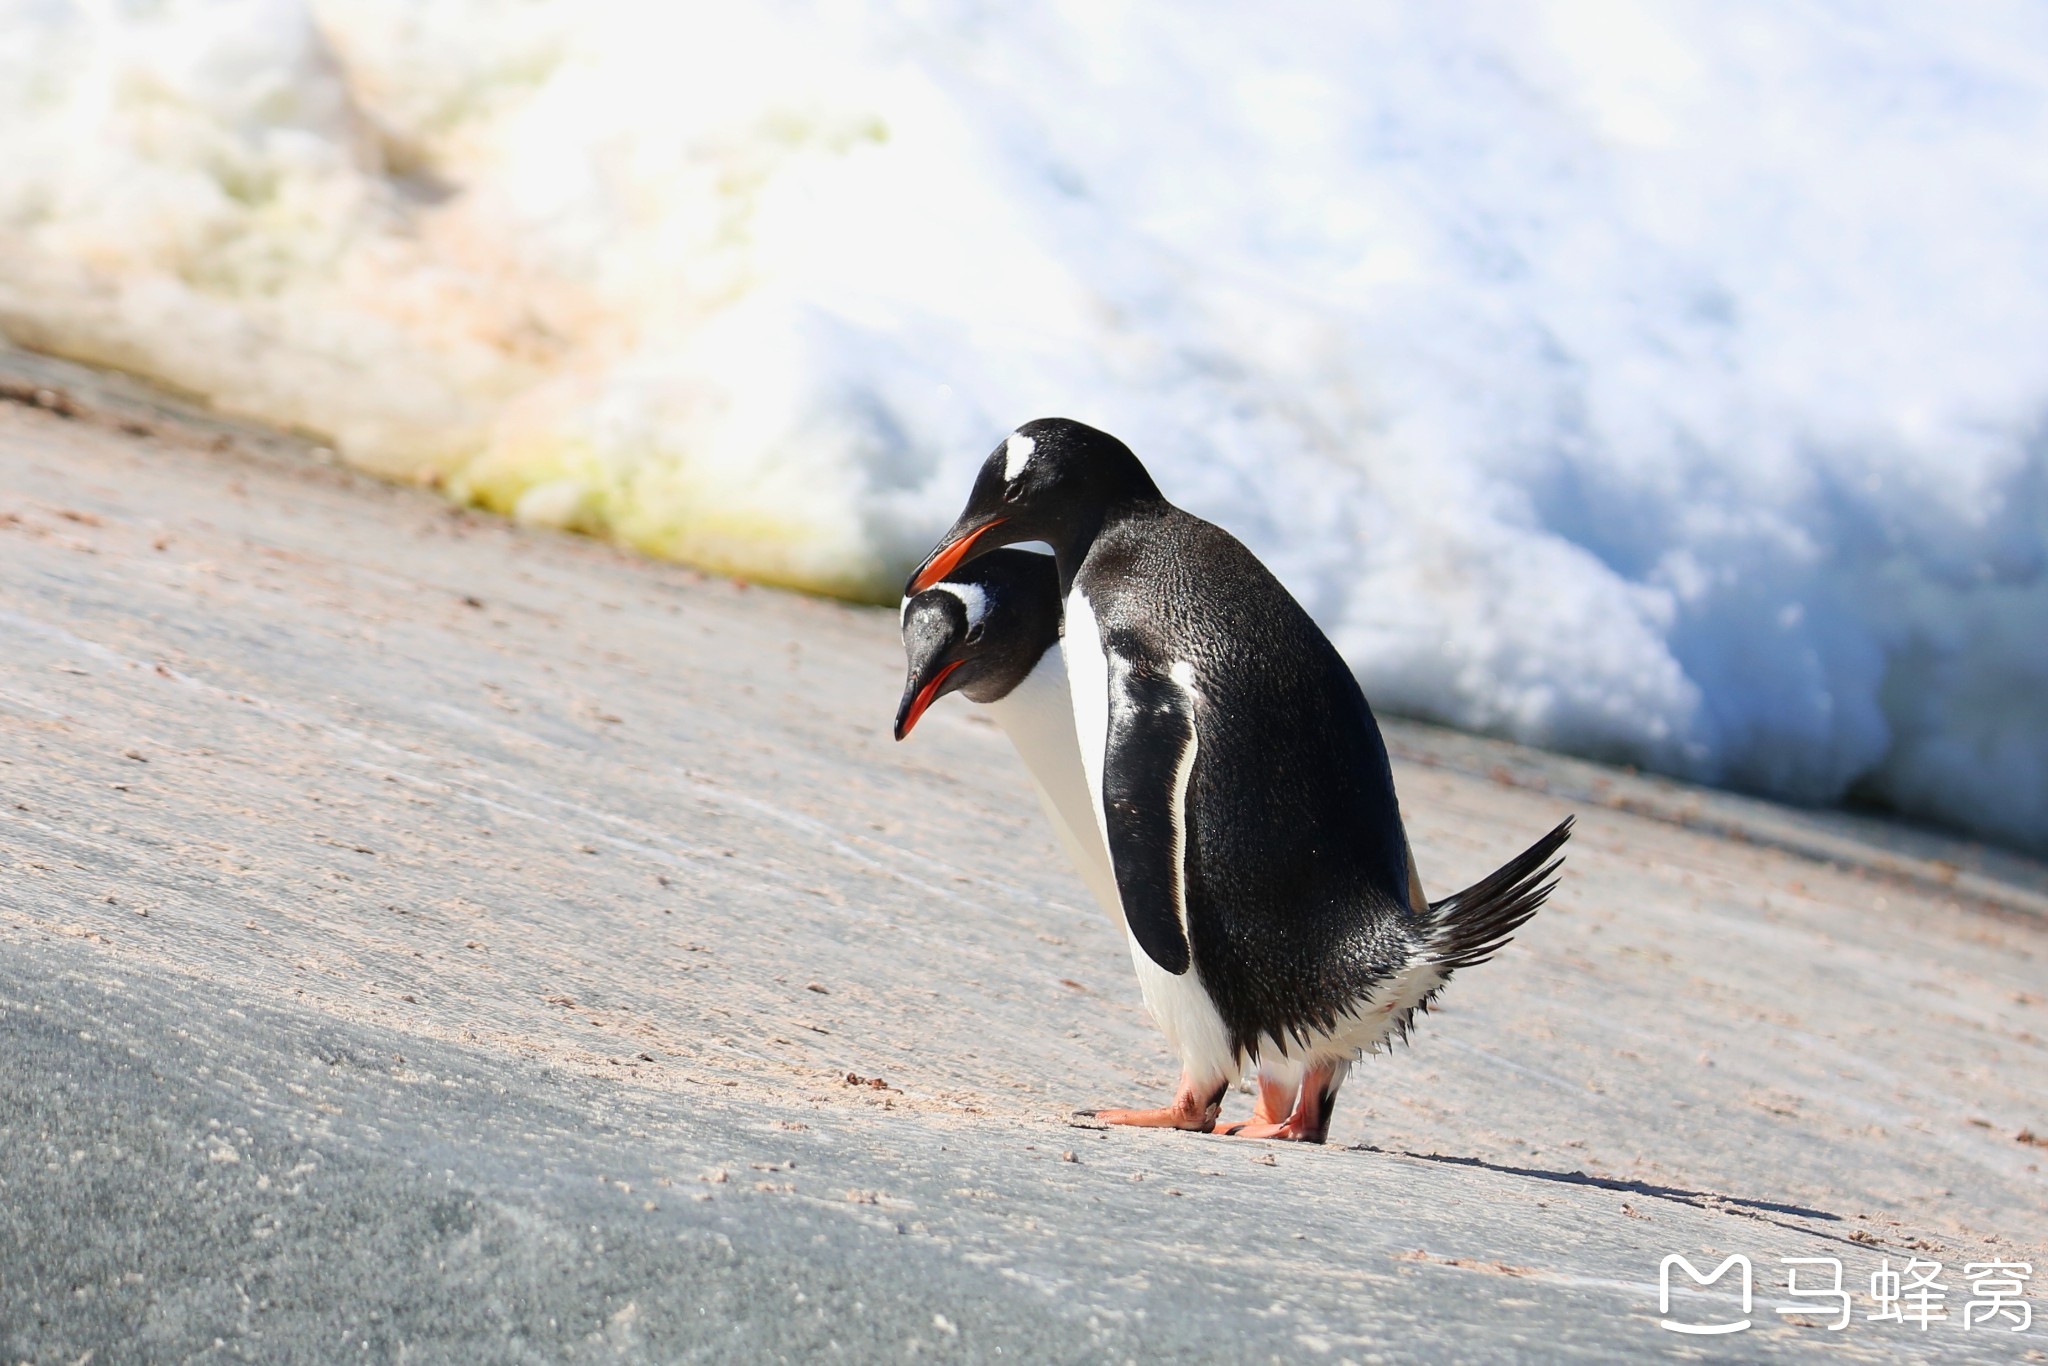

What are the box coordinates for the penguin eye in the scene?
[1002,479,1024,503]
[964,621,986,646]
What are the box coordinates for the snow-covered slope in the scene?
[4,0,2045,851]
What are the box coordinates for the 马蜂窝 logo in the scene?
[1655,1252,2031,1336]
[1659,1254,1752,1335]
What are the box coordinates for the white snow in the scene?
[3,0,2045,851]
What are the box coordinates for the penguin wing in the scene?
[1100,653,1199,976]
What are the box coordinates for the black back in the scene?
[1080,504,1418,1055]
[915,418,1427,1057]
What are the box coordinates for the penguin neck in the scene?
[966,637,1058,706]
[981,642,1068,755]
[1044,496,1159,595]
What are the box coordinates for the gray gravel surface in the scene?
[3,350,2045,1362]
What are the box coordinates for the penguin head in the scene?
[905,418,1161,595]
[894,548,1062,740]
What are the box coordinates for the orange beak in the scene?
[894,659,964,740]
[908,518,1008,596]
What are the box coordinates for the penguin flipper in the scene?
[1101,654,1199,976]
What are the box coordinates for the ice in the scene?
[2,1,2044,851]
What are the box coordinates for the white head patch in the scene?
[934,580,991,630]
[1003,432,1036,481]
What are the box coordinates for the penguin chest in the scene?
[981,646,1121,923]
[1063,584,1236,1085]
[1060,586,1114,850]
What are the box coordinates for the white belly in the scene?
[1252,956,1448,1089]
[1061,585,1236,1087]
[982,646,1121,923]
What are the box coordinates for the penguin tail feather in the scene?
[1423,815,1573,973]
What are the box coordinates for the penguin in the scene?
[905,418,1572,1142]
[895,549,1122,923]
[895,549,1309,1133]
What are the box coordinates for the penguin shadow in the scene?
[1348,1144,1871,1245]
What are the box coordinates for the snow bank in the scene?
[4,0,2045,851]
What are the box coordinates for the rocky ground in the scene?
[2,348,2044,1362]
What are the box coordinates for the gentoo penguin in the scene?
[906,417,1572,1142]
[895,549,1122,921]
[895,549,1308,1132]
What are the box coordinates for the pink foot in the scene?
[1216,1071,1299,1136]
[1222,1063,1339,1144]
[1086,1073,1227,1133]
[1222,1117,1325,1142]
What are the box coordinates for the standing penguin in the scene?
[896,549,1121,922]
[906,418,1571,1142]
[896,549,1308,1132]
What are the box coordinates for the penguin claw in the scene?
[1089,1075,1228,1133]
[1220,1063,1336,1142]
[1218,1119,1325,1143]
[1224,1074,1300,1137]
[1094,1104,1217,1133]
